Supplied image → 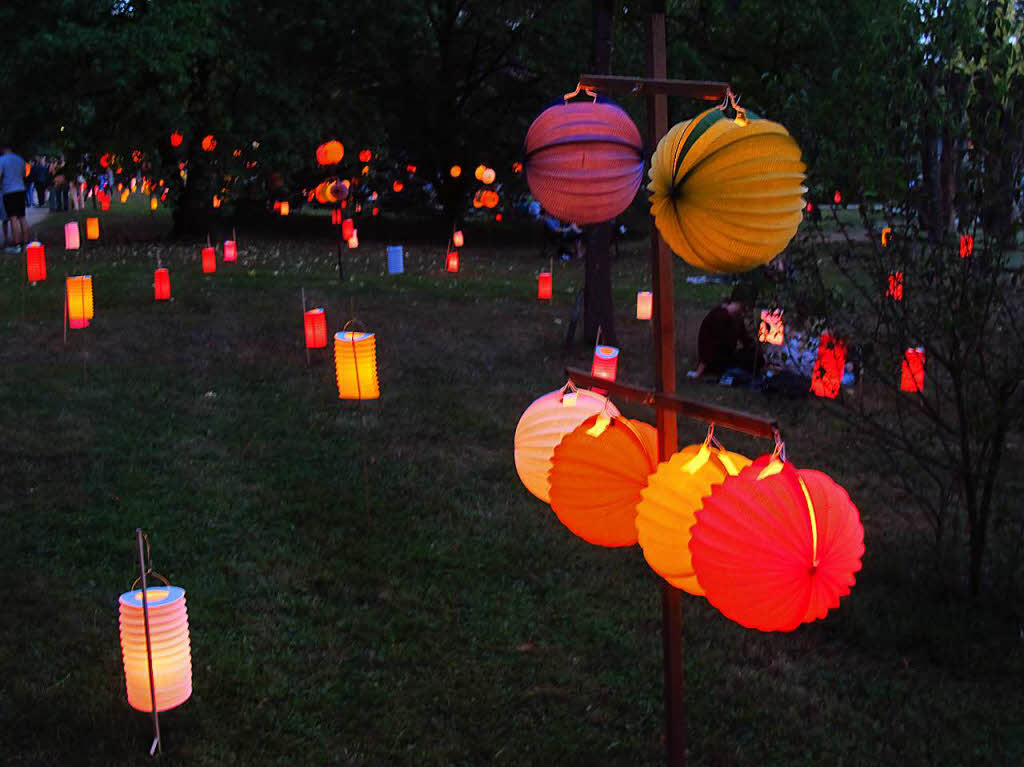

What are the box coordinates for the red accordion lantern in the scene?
[591,345,619,382]
[304,308,328,348]
[810,333,846,399]
[154,268,171,300]
[223,240,237,262]
[446,251,459,273]
[26,241,45,282]
[524,100,643,224]
[900,347,925,392]
[537,271,552,300]
[331,208,342,226]
[341,219,355,240]
[201,247,216,274]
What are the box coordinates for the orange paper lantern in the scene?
[886,272,903,301]
[119,586,192,712]
[201,247,216,274]
[86,217,100,240]
[450,165,462,178]
[316,140,345,165]
[66,275,93,329]
[154,268,171,300]
[900,347,925,392]
[201,134,217,152]
[452,230,464,248]
[446,250,459,272]
[474,164,487,181]
[65,222,80,250]
[591,345,619,382]
[548,414,658,546]
[537,271,552,300]
[26,242,46,282]
[304,308,328,348]
[359,149,372,163]
[636,291,652,320]
[150,197,158,211]
[810,333,846,399]
[223,240,237,262]
[280,201,290,216]
[334,331,379,399]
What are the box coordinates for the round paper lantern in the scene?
[304,308,328,348]
[689,457,865,632]
[474,164,487,181]
[548,414,658,546]
[524,100,643,225]
[334,331,379,399]
[201,134,217,152]
[647,107,806,273]
[119,586,192,712]
[66,275,93,329]
[170,131,183,147]
[635,443,751,594]
[514,387,619,503]
[450,165,461,178]
[359,149,372,163]
[26,242,46,282]
[154,267,171,300]
[316,140,345,165]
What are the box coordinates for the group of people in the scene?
[26,154,73,211]
[0,146,30,254]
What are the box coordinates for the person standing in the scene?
[33,156,50,208]
[0,145,28,254]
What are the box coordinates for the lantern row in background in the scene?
[591,345,619,382]
[26,242,46,282]
[66,275,94,329]
[810,332,846,399]
[537,271,552,300]
[446,251,459,273]
[900,347,925,392]
[86,217,100,240]
[334,331,380,399]
[154,268,171,301]
[118,586,193,712]
[202,247,216,274]
[65,221,80,250]
[304,308,328,348]
[636,291,652,320]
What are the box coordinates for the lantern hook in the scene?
[563,82,598,103]
[129,530,171,591]
[770,426,787,462]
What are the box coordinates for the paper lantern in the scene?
[331,208,342,225]
[279,201,290,216]
[886,272,903,301]
[223,240,237,262]
[548,414,658,546]
[304,308,328,348]
[170,131,183,147]
[900,347,925,392]
[26,242,46,282]
[537,271,552,300]
[881,226,893,247]
[758,308,785,345]
[316,140,345,165]
[372,207,379,216]
[154,268,171,300]
[959,234,973,259]
[591,345,619,382]
[512,161,523,174]
[66,276,93,329]
[481,167,496,184]
[347,233,359,249]
[65,222,80,250]
[524,101,643,224]
[833,189,842,205]
[120,189,130,204]
[453,230,464,248]
[689,457,864,632]
[386,246,403,274]
[201,247,216,274]
[446,250,459,273]
[636,291,652,321]
[201,134,217,152]
[86,217,100,240]
[342,219,355,240]
[100,196,111,211]
[359,149,372,163]
[810,333,846,399]
[212,195,221,209]
[647,107,806,273]
[450,165,461,178]
[118,586,192,712]
[334,331,380,399]
[514,387,620,503]
[392,180,404,193]
[150,197,158,211]
[474,164,487,181]
[635,442,752,593]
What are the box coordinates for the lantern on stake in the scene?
[154,268,171,300]
[279,201,290,216]
[26,241,46,282]
[86,217,100,240]
[65,221,80,250]
[446,251,459,273]
[334,326,380,399]
[537,271,552,300]
[223,236,237,263]
[66,276,94,329]
[304,308,328,348]
[481,167,496,185]
[810,333,846,399]
[636,291,653,321]
[900,347,925,392]
[591,345,619,382]
[201,246,216,274]
[452,230,464,248]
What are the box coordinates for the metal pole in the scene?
[135,528,161,756]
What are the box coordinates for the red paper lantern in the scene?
[316,140,344,165]
[524,100,643,224]
[886,272,903,301]
[304,308,328,348]
[959,234,973,259]
[591,345,619,382]
[392,180,404,193]
[223,240,237,262]
[537,271,552,300]
[201,247,216,274]
[636,291,652,320]
[154,267,171,300]
[833,189,842,204]
[689,456,865,632]
[452,230,464,248]
[446,251,459,273]
[372,207,379,216]
[201,134,217,152]
[359,149,372,163]
[341,219,355,240]
[900,347,925,392]
[26,242,45,282]
[810,333,846,399]
[331,209,342,225]
[170,131,183,147]
[450,165,461,178]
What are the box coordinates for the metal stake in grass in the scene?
[134,528,163,756]
[301,287,310,368]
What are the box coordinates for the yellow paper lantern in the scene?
[635,442,752,594]
[150,197,158,211]
[647,107,806,273]
[334,330,379,399]
[66,276,94,329]
[118,586,192,712]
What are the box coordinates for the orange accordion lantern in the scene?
[65,221,80,250]
[154,268,171,300]
[26,242,46,282]
[279,201,290,216]
[524,100,643,225]
[446,250,459,273]
[223,240,237,262]
[514,385,619,503]
[304,308,328,348]
[537,271,552,300]
[810,333,846,399]
[900,347,925,392]
[86,217,100,240]
[201,247,216,274]
[548,414,658,546]
[316,140,344,165]
[591,345,619,382]
[118,586,192,712]
[334,330,380,399]
[689,456,864,632]
[66,275,94,329]
[341,219,355,240]
[150,197,159,211]
[452,230,464,248]
[636,291,652,320]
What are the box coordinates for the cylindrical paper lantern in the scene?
[900,347,925,392]
[647,107,806,273]
[446,251,459,273]
[150,197,158,211]
[887,272,903,301]
[636,291,652,320]
[334,331,380,399]
[86,217,100,240]
[223,240,237,262]
[452,230,464,248]
[514,387,620,503]
[341,219,355,240]
[524,100,644,224]
[689,456,865,632]
[810,333,846,399]
[331,208,342,225]
[154,268,171,300]
[386,246,403,274]
[280,201,290,216]
[635,443,751,594]
[26,242,46,282]
[537,271,552,300]
[548,414,658,546]
[304,308,328,348]
[201,247,216,274]
[347,233,359,249]
[591,345,619,382]
[66,276,94,329]
[65,221,80,250]
[100,197,111,211]
[118,586,192,712]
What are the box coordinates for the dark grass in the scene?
[1,207,1022,766]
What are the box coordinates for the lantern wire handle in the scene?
[563,82,598,102]
[770,426,787,463]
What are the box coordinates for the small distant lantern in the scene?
[347,232,359,249]
[201,134,217,152]
[372,207,379,216]
[66,275,94,329]
[279,201,290,216]
[359,149,372,163]
[810,333,846,399]
[150,197,158,211]
[341,219,355,240]
[120,189,130,204]
[538,271,552,300]
[212,195,221,209]
[304,308,328,348]
[758,308,785,345]
[881,227,893,247]
[446,250,459,273]
[201,247,216,274]
[86,217,100,240]
[900,347,925,392]
[512,161,523,174]
[886,272,903,301]
[26,242,46,282]
[474,164,487,181]
[65,222,80,250]
[361,165,369,176]
[316,140,345,166]
[392,180,404,193]
[833,189,842,204]
[591,345,619,382]
[334,330,380,399]
[450,165,462,178]
[100,196,111,211]
[223,240,237,262]
[481,167,496,184]
[453,230,464,247]
[154,268,171,300]
[636,291,653,320]
[959,234,973,259]
[331,209,342,225]
[495,213,503,222]
[170,131,183,147]
[118,585,192,712]
[386,245,403,274]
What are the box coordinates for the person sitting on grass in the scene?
[543,212,584,260]
[688,287,764,379]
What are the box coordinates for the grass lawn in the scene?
[1,201,1022,766]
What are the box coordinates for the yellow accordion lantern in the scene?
[648,107,806,273]
[334,330,380,400]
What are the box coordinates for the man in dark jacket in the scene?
[691,288,763,377]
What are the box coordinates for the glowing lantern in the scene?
[758,308,785,345]
[525,100,643,224]
[591,345,619,382]
[481,167,496,184]
[316,140,345,165]
[900,347,925,392]
[446,250,459,272]
[359,149,371,163]
[341,219,355,240]
[548,414,658,546]
[118,586,192,712]
[100,154,110,168]
[120,189,130,204]
[450,165,462,178]
[100,195,111,211]
[495,213,503,222]
[201,247,216,274]
[304,308,328,348]
[201,134,216,152]
[886,272,903,301]
[331,209,342,225]
[154,268,171,300]
[334,330,380,399]
[66,276,94,329]
[452,230,464,248]
[514,386,620,502]
[406,164,417,173]
[512,161,523,174]
[212,195,221,209]
[689,456,865,632]
[372,207,379,216]
[648,107,806,273]
[223,240,237,262]
[279,201,290,216]
[65,222,80,250]
[833,190,842,204]
[636,291,653,320]
[636,442,752,593]
[474,164,487,181]
[392,180,404,193]
[170,132,183,147]
[347,232,359,249]
[810,333,846,399]
[959,234,973,259]
[537,271,552,300]
[881,227,892,247]
[386,246,403,274]
[361,166,369,176]
[86,217,100,240]
[26,242,46,282]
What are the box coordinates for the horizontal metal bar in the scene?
[578,74,729,101]
[566,367,779,440]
